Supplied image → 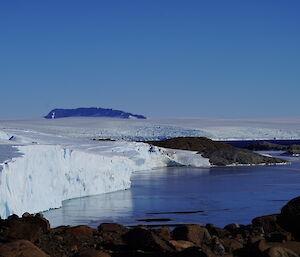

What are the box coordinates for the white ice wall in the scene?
[0,143,210,218]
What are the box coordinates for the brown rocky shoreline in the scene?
[1,196,300,257]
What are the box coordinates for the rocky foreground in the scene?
[147,137,286,166]
[1,197,300,257]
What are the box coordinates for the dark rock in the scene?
[234,239,269,257]
[224,224,240,234]
[172,225,211,246]
[267,241,300,256]
[279,196,300,238]
[2,215,50,242]
[65,225,96,241]
[206,224,231,239]
[174,246,214,257]
[267,232,292,243]
[246,142,289,151]
[98,223,129,250]
[212,241,225,255]
[98,223,129,234]
[263,246,298,257]
[123,227,173,252]
[74,249,111,257]
[283,149,300,156]
[223,224,254,240]
[37,225,98,257]
[252,214,285,235]
[147,137,286,166]
[44,107,146,119]
[152,226,172,241]
[221,238,243,253]
[0,240,50,257]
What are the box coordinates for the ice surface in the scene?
[0,116,299,218]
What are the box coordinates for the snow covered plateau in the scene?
[1,116,300,218]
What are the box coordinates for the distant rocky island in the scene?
[44,107,146,119]
[246,141,300,156]
[147,137,287,166]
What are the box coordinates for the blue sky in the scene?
[0,0,299,118]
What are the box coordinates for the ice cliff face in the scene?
[0,142,209,218]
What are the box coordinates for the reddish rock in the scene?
[65,225,96,241]
[172,225,211,246]
[4,215,50,242]
[0,240,50,257]
[98,223,128,234]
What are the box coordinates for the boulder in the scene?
[206,224,231,238]
[98,223,128,234]
[169,240,195,251]
[4,214,50,242]
[267,241,300,256]
[65,225,96,241]
[221,238,243,253]
[279,196,300,237]
[37,225,97,256]
[98,223,129,249]
[252,214,285,235]
[0,240,50,257]
[267,232,292,242]
[152,226,172,241]
[172,225,211,246]
[123,227,173,252]
[234,239,269,257]
[264,246,298,257]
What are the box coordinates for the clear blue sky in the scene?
[0,0,299,118]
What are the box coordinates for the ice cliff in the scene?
[0,142,209,218]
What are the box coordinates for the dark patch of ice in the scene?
[0,145,23,171]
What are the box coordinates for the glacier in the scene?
[0,141,209,218]
[0,116,300,219]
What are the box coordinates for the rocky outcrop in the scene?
[246,142,290,151]
[246,141,300,156]
[279,196,300,238]
[1,197,300,256]
[147,137,286,166]
[44,107,146,119]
